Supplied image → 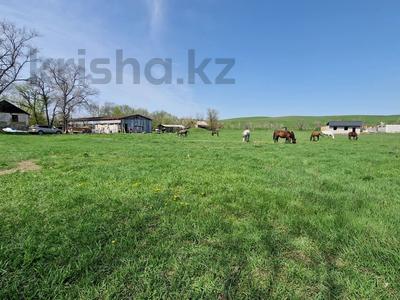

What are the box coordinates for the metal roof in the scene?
[0,100,30,115]
[327,121,363,127]
[196,121,208,125]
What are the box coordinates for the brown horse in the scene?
[177,129,188,137]
[273,130,296,143]
[348,131,358,140]
[310,131,321,141]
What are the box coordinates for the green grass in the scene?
[222,115,400,130]
[0,129,400,299]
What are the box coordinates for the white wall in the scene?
[378,125,400,133]
[94,124,121,134]
[329,126,361,134]
[377,126,386,133]
[365,127,378,133]
[69,120,122,134]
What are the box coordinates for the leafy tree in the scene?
[14,83,44,124]
[30,67,58,127]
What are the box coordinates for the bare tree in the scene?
[313,121,322,131]
[297,121,306,131]
[86,101,101,117]
[207,108,219,130]
[46,59,97,132]
[180,117,195,128]
[0,20,38,96]
[99,102,117,116]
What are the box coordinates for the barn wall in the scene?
[0,113,29,129]
[69,117,152,133]
[122,117,152,133]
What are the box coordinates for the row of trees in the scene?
[14,60,97,130]
[86,102,181,126]
[1,20,97,131]
[1,19,220,131]
[86,102,220,130]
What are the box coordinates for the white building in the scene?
[0,100,30,129]
[326,121,363,134]
[377,124,400,133]
[69,115,153,134]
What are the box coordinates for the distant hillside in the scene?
[222,115,400,130]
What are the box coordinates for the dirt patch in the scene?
[0,160,41,176]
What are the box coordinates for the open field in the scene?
[1,130,400,299]
[222,115,400,130]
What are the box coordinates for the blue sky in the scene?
[1,0,399,118]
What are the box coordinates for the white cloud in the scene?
[146,0,165,40]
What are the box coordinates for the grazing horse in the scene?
[177,129,188,137]
[348,131,358,140]
[242,129,250,142]
[289,131,296,143]
[211,128,219,136]
[273,130,296,143]
[310,131,321,141]
[321,130,335,139]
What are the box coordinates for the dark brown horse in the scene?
[273,130,296,143]
[177,129,188,137]
[310,131,321,141]
[211,128,219,136]
[348,131,358,140]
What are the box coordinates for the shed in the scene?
[195,120,209,129]
[0,100,30,129]
[157,124,185,133]
[69,114,152,134]
[377,124,400,133]
[326,121,363,134]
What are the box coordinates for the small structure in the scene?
[195,120,208,129]
[326,121,363,134]
[69,115,152,134]
[377,123,400,133]
[364,126,378,133]
[157,124,185,133]
[0,100,30,130]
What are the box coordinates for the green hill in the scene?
[222,115,400,130]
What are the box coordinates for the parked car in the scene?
[2,127,28,134]
[29,125,63,135]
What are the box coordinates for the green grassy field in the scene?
[222,115,400,130]
[0,129,400,299]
